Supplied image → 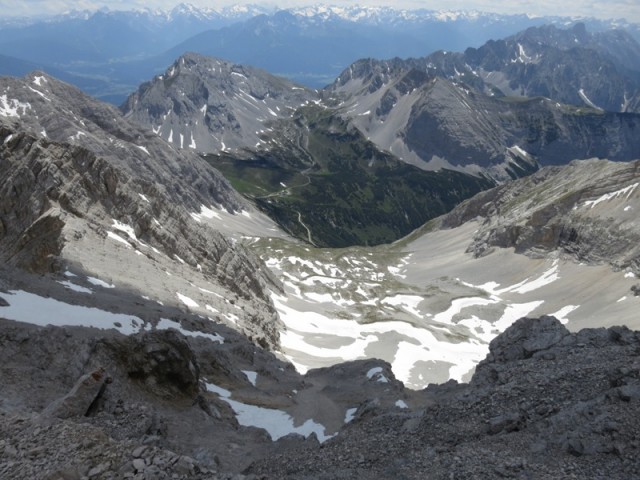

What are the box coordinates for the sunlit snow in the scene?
[87,277,115,289]
[176,292,199,308]
[0,95,31,117]
[583,183,638,209]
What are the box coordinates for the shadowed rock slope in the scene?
[248,316,640,479]
[0,312,407,479]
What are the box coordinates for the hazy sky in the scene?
[0,0,636,23]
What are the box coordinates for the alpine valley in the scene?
[1,5,640,480]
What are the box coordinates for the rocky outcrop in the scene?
[108,330,201,401]
[441,158,640,274]
[40,368,110,420]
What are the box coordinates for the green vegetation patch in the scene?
[205,106,494,248]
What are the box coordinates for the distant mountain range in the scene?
[1,3,638,103]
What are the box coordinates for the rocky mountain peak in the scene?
[122,53,318,154]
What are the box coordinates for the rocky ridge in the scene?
[0,71,282,349]
[331,59,640,181]
[332,23,640,114]
[441,158,640,274]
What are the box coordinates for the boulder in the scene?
[40,368,109,419]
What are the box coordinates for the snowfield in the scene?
[257,221,640,389]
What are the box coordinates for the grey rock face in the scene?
[334,23,640,114]
[441,158,640,274]
[0,72,282,349]
[331,63,640,181]
[40,368,110,419]
[463,23,640,113]
[121,52,318,154]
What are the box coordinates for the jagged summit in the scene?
[331,60,640,181]
[332,23,640,113]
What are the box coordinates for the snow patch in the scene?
[205,382,334,442]
[0,290,143,335]
[344,407,357,423]
[584,183,638,209]
[242,370,258,386]
[58,280,93,294]
[550,305,579,324]
[176,292,199,308]
[191,205,223,223]
[0,95,31,117]
[112,220,137,241]
[578,89,600,109]
[27,86,50,101]
[87,277,115,289]
[156,318,224,344]
[106,231,131,248]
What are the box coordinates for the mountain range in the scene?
[1,12,640,479]
[120,23,640,246]
[1,4,639,103]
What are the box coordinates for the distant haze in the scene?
[0,0,636,23]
